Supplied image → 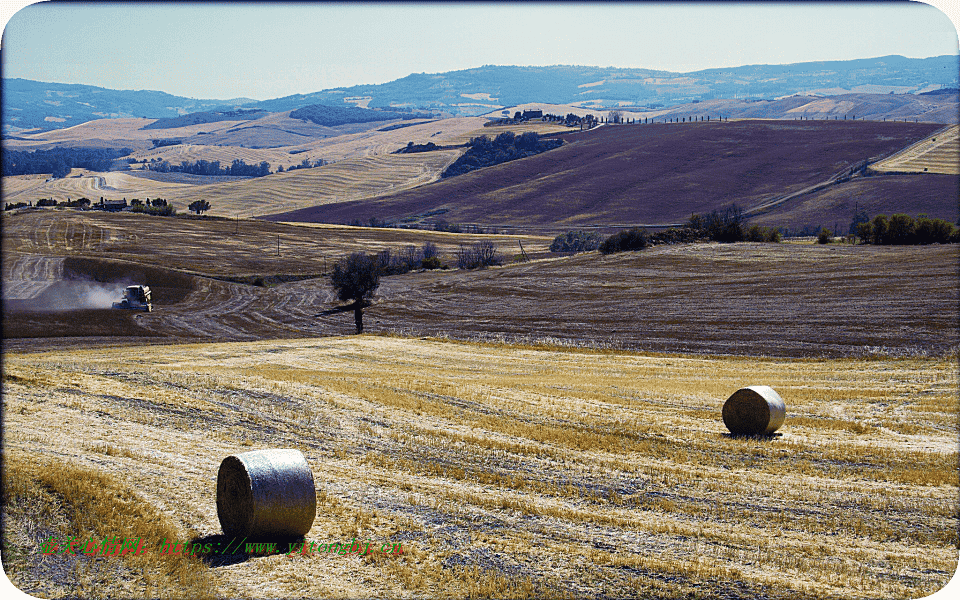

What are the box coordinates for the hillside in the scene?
[262,120,955,233]
[6,56,957,132]
[1,78,241,134]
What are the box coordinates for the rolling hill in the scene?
[261,120,956,233]
[6,56,957,133]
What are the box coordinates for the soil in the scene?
[262,120,952,234]
[3,210,956,358]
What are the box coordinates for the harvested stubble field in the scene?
[872,125,960,175]
[3,210,957,359]
[2,208,958,598]
[3,336,957,599]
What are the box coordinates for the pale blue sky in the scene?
[1,1,958,100]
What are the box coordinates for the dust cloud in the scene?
[21,278,135,312]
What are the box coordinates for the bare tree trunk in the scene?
[353,302,363,334]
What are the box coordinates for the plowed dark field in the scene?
[263,120,953,234]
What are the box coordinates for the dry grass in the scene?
[188,150,465,218]
[2,450,215,599]
[3,336,956,599]
[1,115,503,218]
[872,125,960,175]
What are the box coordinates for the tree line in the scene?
[851,213,959,245]
[441,132,563,178]
[147,158,271,177]
[2,147,130,178]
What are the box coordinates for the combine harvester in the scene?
[112,285,152,312]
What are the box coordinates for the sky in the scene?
[1,1,958,101]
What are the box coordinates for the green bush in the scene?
[817,228,832,244]
[913,215,954,244]
[870,215,889,245]
[855,213,958,245]
[421,256,442,270]
[687,205,746,243]
[855,221,873,243]
[550,230,602,253]
[886,214,915,245]
[747,224,781,243]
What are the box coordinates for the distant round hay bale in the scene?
[216,449,316,539]
[722,386,786,435]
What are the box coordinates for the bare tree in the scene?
[607,110,623,124]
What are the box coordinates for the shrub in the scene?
[870,214,889,245]
[599,228,648,254]
[688,205,746,243]
[855,221,873,243]
[817,228,832,244]
[746,224,781,243]
[376,243,441,274]
[550,230,602,253]
[456,241,501,269]
[36,198,58,207]
[913,216,954,244]
[421,256,442,270]
[886,214,915,245]
[130,203,176,216]
[188,200,210,215]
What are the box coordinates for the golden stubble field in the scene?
[2,336,957,599]
[2,115,575,219]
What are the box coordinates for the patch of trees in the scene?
[289,104,407,127]
[376,243,442,275]
[550,230,602,253]
[395,141,439,154]
[150,138,181,148]
[598,206,782,255]
[189,200,211,215]
[686,206,781,243]
[441,132,563,178]
[2,147,130,178]
[855,213,959,245]
[599,228,649,254]
[148,158,271,177]
[130,197,175,216]
[283,157,327,172]
[486,112,595,128]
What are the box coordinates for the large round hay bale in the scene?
[216,449,316,539]
[722,386,786,435]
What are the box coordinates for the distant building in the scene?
[96,198,127,212]
[522,109,543,119]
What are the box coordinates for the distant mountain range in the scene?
[4,55,958,133]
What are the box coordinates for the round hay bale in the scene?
[722,386,786,435]
[216,449,316,539]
